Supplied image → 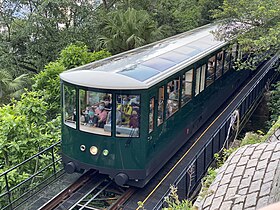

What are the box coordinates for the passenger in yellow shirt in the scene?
[117,97,133,125]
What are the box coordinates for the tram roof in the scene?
[60,23,226,90]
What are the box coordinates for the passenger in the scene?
[88,107,95,124]
[72,108,77,122]
[80,110,85,123]
[82,105,90,124]
[130,95,140,106]
[104,98,112,110]
[106,107,122,125]
[169,91,177,100]
[93,102,108,128]
[129,110,139,128]
[117,97,133,125]
[166,99,173,117]
[208,61,214,74]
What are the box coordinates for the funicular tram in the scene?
[60,23,252,187]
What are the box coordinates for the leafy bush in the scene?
[0,43,111,208]
[268,81,280,126]
[240,132,264,146]
[163,186,194,210]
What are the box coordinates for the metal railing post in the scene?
[51,147,56,177]
[4,173,12,208]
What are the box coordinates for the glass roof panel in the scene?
[188,40,213,52]
[142,57,176,71]
[118,65,160,82]
[174,46,201,57]
[159,51,190,64]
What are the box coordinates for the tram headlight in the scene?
[80,145,86,152]
[103,149,109,156]
[90,146,98,155]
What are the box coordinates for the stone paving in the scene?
[197,128,280,210]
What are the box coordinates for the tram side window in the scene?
[166,77,180,118]
[181,69,193,106]
[149,98,155,133]
[195,65,206,96]
[158,86,164,126]
[63,84,76,129]
[206,56,216,87]
[79,90,112,136]
[224,49,231,73]
[116,94,140,137]
[216,51,224,79]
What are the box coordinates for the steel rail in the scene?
[108,187,136,210]
[77,180,113,210]
[39,170,97,210]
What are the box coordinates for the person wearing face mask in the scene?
[117,97,133,125]
[93,102,108,128]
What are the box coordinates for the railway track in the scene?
[39,170,136,210]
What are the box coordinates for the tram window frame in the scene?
[79,89,112,136]
[116,94,140,138]
[149,97,155,133]
[216,51,224,79]
[166,77,180,119]
[231,44,238,64]
[157,86,165,126]
[206,56,216,87]
[181,69,193,107]
[195,66,201,96]
[200,64,206,91]
[195,64,206,96]
[63,84,77,129]
[224,49,231,73]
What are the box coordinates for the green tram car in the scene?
[60,23,250,187]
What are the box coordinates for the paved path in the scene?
[197,128,280,210]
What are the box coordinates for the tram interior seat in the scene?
[104,124,139,137]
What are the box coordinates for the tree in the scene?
[98,8,165,54]
[213,0,280,69]
[153,0,203,35]
[0,0,101,75]
[0,69,29,105]
[198,0,224,24]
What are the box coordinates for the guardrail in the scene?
[0,141,62,210]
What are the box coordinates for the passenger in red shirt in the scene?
[93,102,108,128]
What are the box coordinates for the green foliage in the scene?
[212,0,280,70]
[32,62,65,119]
[0,94,60,169]
[214,148,236,167]
[59,43,93,69]
[153,0,202,35]
[59,44,112,69]
[263,116,280,141]
[163,185,193,210]
[268,82,280,126]
[240,132,264,147]
[199,167,217,198]
[98,8,165,54]
[0,69,30,105]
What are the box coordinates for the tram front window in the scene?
[116,94,140,137]
[63,84,76,129]
[79,90,112,136]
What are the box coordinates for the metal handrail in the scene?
[0,141,62,209]
[0,141,61,177]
